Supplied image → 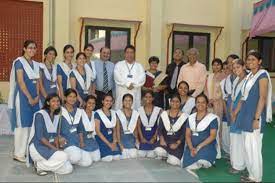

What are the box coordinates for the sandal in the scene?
[228,167,241,174]
[13,156,26,163]
[240,175,255,182]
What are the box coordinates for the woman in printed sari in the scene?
[143,56,167,108]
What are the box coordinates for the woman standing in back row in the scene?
[8,40,40,163]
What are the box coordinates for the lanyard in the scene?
[125,61,135,75]
[123,109,132,130]
[65,107,75,126]
[45,64,54,82]
[168,110,180,133]
[242,73,254,98]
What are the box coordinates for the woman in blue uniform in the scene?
[94,94,121,162]
[177,81,195,115]
[59,88,92,167]
[78,95,101,163]
[155,94,188,166]
[220,54,239,157]
[235,51,272,182]
[57,44,75,101]
[116,94,139,159]
[39,46,58,105]
[183,94,218,174]
[228,59,247,174]
[137,90,161,158]
[69,52,95,108]
[28,93,73,175]
[8,40,40,163]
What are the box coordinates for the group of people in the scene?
[7,40,271,182]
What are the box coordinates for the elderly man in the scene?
[114,45,146,110]
[92,47,115,109]
[177,48,207,97]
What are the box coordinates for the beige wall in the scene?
[2,0,275,102]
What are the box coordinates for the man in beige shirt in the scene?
[177,48,207,97]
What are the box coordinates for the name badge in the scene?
[49,137,55,143]
[83,90,89,94]
[50,84,57,89]
[127,74,133,78]
[70,127,77,133]
[192,132,199,136]
[108,129,112,135]
[32,80,37,84]
[145,127,152,131]
[87,132,93,139]
[124,130,131,134]
[167,131,173,136]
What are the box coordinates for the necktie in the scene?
[170,65,179,90]
[103,62,109,93]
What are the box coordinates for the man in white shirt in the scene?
[114,45,146,110]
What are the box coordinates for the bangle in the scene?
[196,145,201,151]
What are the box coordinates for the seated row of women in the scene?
[28,89,218,176]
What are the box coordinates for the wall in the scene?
[2,0,275,102]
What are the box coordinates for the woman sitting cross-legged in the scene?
[94,94,121,162]
[116,93,139,159]
[155,94,189,166]
[27,93,73,176]
[59,88,93,167]
[137,90,161,158]
[78,95,101,163]
[182,94,218,174]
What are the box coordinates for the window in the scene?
[85,26,131,63]
[247,36,275,72]
[0,0,43,81]
[172,31,210,69]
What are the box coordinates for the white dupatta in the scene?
[39,63,57,82]
[61,107,82,125]
[58,62,73,89]
[160,111,188,132]
[138,106,161,127]
[96,109,117,128]
[8,57,40,109]
[241,69,272,122]
[231,77,245,102]
[116,109,139,134]
[181,97,195,115]
[81,109,95,132]
[188,112,218,132]
[71,68,92,92]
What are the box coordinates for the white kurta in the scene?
[114,60,145,110]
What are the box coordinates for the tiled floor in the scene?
[0,136,199,182]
